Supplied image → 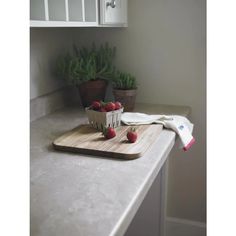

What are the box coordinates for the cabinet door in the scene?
[30,0,45,20]
[68,0,98,22]
[100,0,127,25]
[68,0,83,21]
[48,0,66,21]
[84,0,97,22]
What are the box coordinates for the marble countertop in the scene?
[30,103,190,236]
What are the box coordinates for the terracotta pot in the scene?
[77,79,108,107]
[113,89,137,112]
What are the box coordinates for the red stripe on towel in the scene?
[183,138,195,151]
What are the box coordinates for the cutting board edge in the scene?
[52,142,142,160]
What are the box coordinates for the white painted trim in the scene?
[166,217,206,228]
[29,20,126,27]
[81,0,85,22]
[97,23,127,27]
[30,20,98,27]
[44,0,49,20]
[65,0,69,21]
[166,217,206,236]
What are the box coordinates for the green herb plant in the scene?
[56,43,116,85]
[112,72,137,90]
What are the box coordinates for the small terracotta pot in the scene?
[113,89,137,112]
[77,79,108,107]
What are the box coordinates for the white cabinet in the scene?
[30,0,127,27]
[100,0,127,25]
[30,0,45,21]
[68,0,83,21]
[30,0,98,27]
[48,0,67,21]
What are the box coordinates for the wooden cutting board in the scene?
[53,124,163,159]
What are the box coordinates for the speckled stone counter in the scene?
[30,103,190,236]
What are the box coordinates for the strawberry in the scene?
[102,127,116,139]
[127,128,138,143]
[91,101,101,110]
[114,101,122,110]
[104,102,116,112]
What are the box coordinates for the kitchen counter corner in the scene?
[30,103,190,236]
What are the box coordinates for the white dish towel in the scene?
[121,112,195,151]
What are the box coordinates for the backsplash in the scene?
[30,87,80,121]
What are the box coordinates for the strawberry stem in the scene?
[130,127,136,132]
[100,101,106,107]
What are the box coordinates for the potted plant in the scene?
[57,43,116,107]
[112,72,137,112]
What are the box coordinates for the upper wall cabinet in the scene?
[100,0,127,25]
[30,0,127,27]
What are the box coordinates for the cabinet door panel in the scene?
[84,0,97,22]
[68,0,83,21]
[101,0,127,25]
[48,0,66,21]
[30,0,45,20]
